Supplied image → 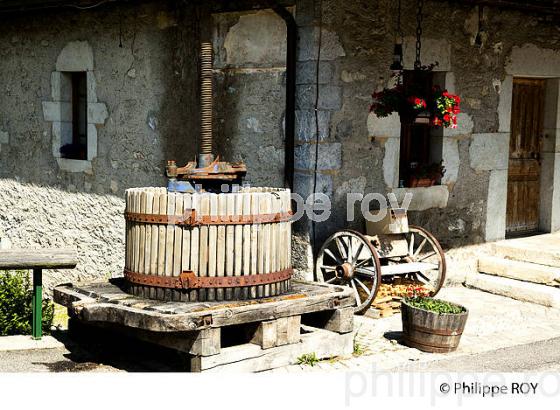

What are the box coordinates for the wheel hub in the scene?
[336,262,354,281]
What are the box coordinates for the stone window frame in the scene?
[42,41,108,173]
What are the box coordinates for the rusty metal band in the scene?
[405,323,464,337]
[123,268,293,289]
[124,210,293,226]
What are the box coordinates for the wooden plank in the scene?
[149,189,161,300]
[241,192,251,300]
[225,193,235,300]
[0,249,78,270]
[181,193,192,302]
[216,194,226,301]
[262,191,271,297]
[54,280,354,332]
[192,326,352,373]
[173,193,184,301]
[189,193,200,302]
[198,194,210,302]
[234,192,243,300]
[157,191,167,300]
[249,192,259,299]
[207,193,218,302]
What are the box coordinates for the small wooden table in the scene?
[0,249,78,339]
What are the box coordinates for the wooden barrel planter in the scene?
[123,187,293,302]
[401,300,468,353]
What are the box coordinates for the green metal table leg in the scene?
[32,268,42,340]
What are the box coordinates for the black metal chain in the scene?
[414,0,424,70]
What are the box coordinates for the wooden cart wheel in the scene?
[315,230,382,314]
[387,225,446,296]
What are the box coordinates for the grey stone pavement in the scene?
[1,285,560,372]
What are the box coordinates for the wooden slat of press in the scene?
[173,193,184,301]
[132,190,141,296]
[125,191,130,272]
[138,190,148,298]
[164,192,176,301]
[280,189,287,294]
[286,189,292,291]
[262,191,272,297]
[207,194,218,302]
[181,193,192,302]
[144,189,154,280]
[157,190,168,300]
[271,190,280,296]
[189,193,200,302]
[233,192,243,300]
[149,189,161,300]
[241,192,251,300]
[225,193,235,300]
[216,194,227,302]
[249,192,259,299]
[198,194,210,302]
[257,192,266,298]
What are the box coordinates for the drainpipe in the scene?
[270,2,297,192]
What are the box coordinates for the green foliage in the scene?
[0,270,54,336]
[297,352,319,367]
[405,297,465,315]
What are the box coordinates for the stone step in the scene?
[492,238,560,268]
[478,256,560,287]
[466,273,560,308]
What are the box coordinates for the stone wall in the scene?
[2,0,560,287]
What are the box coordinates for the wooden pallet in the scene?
[54,278,354,372]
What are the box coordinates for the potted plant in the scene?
[401,286,468,353]
[408,161,446,187]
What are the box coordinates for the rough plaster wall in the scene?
[213,10,287,188]
[0,1,199,286]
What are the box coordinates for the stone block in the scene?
[295,109,330,142]
[367,112,400,139]
[0,130,8,145]
[56,41,94,71]
[87,103,108,125]
[442,137,459,185]
[296,61,334,85]
[382,136,400,188]
[542,129,560,153]
[506,44,560,78]
[42,101,72,122]
[469,133,510,171]
[296,84,342,111]
[294,142,341,171]
[294,171,333,198]
[539,152,560,232]
[390,185,449,211]
[485,169,508,242]
[498,76,513,132]
[87,72,98,103]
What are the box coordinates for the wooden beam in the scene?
[0,248,78,270]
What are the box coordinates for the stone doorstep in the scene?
[478,256,560,287]
[0,335,64,352]
[465,273,560,308]
[492,237,560,268]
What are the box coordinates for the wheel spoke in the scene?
[354,278,371,296]
[413,238,427,257]
[352,242,365,265]
[355,267,377,277]
[324,248,342,265]
[355,257,373,268]
[418,251,437,261]
[321,265,337,271]
[335,237,348,261]
[408,233,415,256]
[347,237,353,261]
[350,279,362,306]
[326,277,338,284]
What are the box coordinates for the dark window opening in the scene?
[60,72,87,160]
[398,70,440,188]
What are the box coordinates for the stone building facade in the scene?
[1,0,559,288]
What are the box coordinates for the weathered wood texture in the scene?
[54,279,354,332]
[507,77,545,235]
[0,249,78,270]
[401,301,468,353]
[124,187,292,301]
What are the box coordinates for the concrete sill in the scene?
[390,185,449,211]
[56,158,92,173]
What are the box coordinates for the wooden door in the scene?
[506,78,545,235]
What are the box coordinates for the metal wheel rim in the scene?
[315,229,382,314]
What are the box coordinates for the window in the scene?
[398,70,444,188]
[60,72,87,160]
